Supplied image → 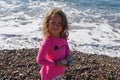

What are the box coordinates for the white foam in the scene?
[0,0,120,57]
[0,1,13,8]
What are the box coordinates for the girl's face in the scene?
[48,14,63,38]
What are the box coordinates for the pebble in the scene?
[0,49,120,80]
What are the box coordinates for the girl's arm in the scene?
[65,40,70,57]
[36,39,54,66]
[55,40,70,67]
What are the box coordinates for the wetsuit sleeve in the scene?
[36,39,54,66]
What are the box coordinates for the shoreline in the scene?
[0,48,120,79]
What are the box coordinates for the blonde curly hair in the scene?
[42,8,69,39]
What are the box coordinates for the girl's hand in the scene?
[60,58,67,65]
[55,61,62,66]
[55,59,69,68]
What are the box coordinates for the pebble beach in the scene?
[0,48,120,80]
[1,0,120,80]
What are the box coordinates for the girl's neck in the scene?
[50,33,61,38]
[52,34,60,38]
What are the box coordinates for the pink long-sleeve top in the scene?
[36,36,70,80]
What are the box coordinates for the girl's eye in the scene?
[52,22,55,24]
[58,23,62,26]
[50,21,55,25]
[49,21,62,27]
[58,23,61,25]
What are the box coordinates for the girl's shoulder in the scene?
[42,37,51,43]
[43,35,67,43]
[41,36,51,43]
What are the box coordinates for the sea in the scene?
[0,0,120,57]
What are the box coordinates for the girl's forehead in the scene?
[51,14,61,19]
[49,14,62,22]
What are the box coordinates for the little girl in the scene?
[36,8,70,80]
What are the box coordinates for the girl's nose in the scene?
[54,24,58,28]
[49,21,61,28]
[52,23,59,28]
